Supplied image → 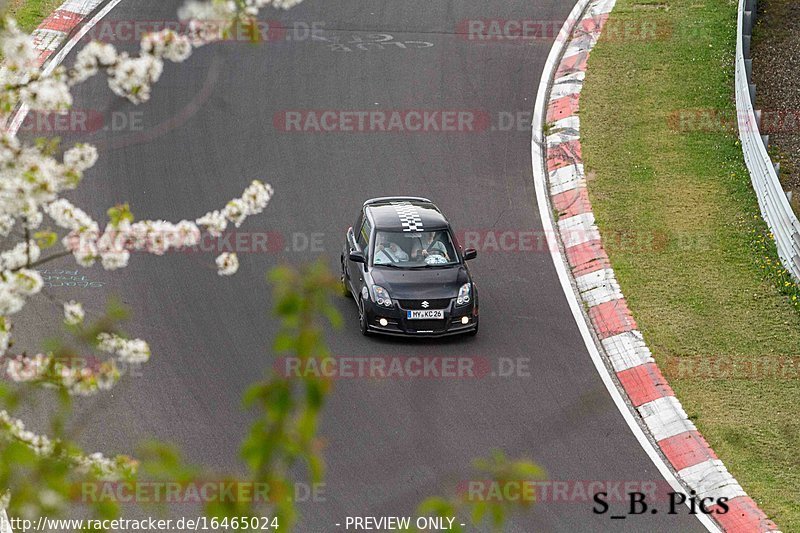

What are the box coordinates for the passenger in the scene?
[374,234,409,263]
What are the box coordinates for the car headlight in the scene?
[456,283,471,306]
[372,285,393,307]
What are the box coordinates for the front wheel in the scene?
[358,301,369,336]
[340,257,350,298]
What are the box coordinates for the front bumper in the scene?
[362,298,478,337]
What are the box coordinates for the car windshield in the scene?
[372,230,458,268]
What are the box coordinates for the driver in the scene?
[374,234,409,264]
[412,231,450,261]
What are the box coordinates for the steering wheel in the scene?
[424,252,448,265]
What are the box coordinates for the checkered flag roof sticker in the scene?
[391,201,424,232]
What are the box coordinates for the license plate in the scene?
[407,310,444,319]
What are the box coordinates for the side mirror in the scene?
[463,248,477,261]
[349,250,366,264]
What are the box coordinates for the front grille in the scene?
[398,298,451,310]
[408,319,446,332]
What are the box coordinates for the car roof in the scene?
[364,197,450,232]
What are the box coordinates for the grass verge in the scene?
[6,0,63,32]
[580,0,800,529]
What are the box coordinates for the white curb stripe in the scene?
[549,164,585,194]
[639,396,697,442]
[601,331,655,372]
[575,268,623,306]
[558,212,600,247]
[549,71,585,100]
[590,0,617,15]
[678,459,747,501]
[31,28,66,50]
[58,0,103,14]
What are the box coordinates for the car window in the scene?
[373,230,458,267]
[357,219,371,251]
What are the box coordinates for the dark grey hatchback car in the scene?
[341,197,479,337]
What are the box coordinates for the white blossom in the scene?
[241,180,273,214]
[216,252,239,275]
[63,301,85,325]
[0,241,40,271]
[63,143,98,171]
[0,0,295,469]
[1,20,37,72]
[0,317,11,355]
[196,209,227,237]
[223,198,248,227]
[10,269,43,296]
[71,41,118,84]
[141,30,193,63]
[45,199,98,232]
[107,53,163,104]
[20,76,73,112]
[0,216,13,238]
[0,282,25,316]
[96,332,150,364]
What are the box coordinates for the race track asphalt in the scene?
[16,0,707,531]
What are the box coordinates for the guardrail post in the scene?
[774,162,780,178]
[761,134,769,149]
[743,35,751,58]
[749,83,756,105]
[743,10,753,36]
[745,58,753,82]
[754,109,762,128]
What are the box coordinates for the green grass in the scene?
[580,0,800,529]
[6,0,64,32]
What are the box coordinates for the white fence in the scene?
[736,0,800,278]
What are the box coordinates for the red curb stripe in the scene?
[658,430,717,471]
[40,9,84,33]
[547,94,580,123]
[565,240,610,276]
[555,50,589,78]
[35,50,53,66]
[616,362,674,406]
[588,298,637,338]
[552,187,592,218]
[578,13,610,34]
[709,496,778,532]
[547,139,583,171]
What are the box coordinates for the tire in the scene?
[358,302,370,336]
[340,257,350,298]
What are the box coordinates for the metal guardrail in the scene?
[736,0,800,278]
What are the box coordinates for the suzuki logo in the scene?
[421,301,429,308]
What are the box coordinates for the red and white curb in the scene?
[30,0,105,67]
[5,0,126,135]
[532,0,779,531]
